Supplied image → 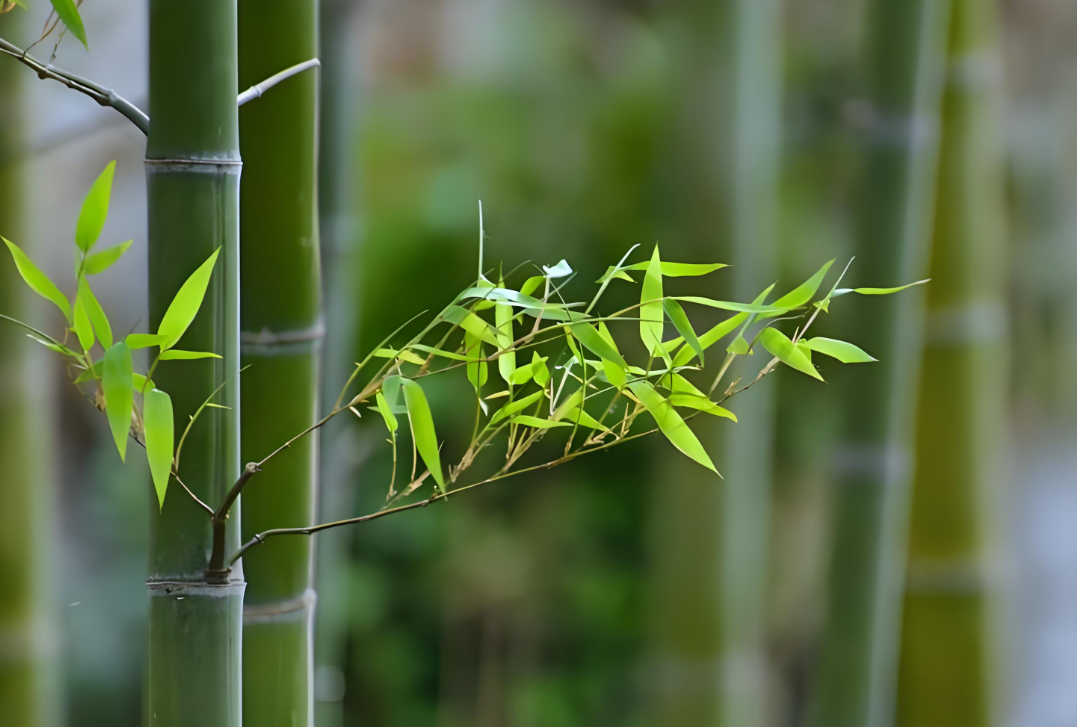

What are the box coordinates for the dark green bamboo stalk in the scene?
[896,0,1006,723]
[314,1,362,724]
[145,2,244,725]
[237,1,321,725]
[0,12,59,725]
[650,1,780,724]
[807,2,950,726]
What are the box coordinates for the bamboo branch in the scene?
[237,58,320,106]
[0,37,149,134]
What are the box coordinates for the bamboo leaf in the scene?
[375,392,398,434]
[597,322,626,389]
[456,286,575,320]
[158,350,222,361]
[126,333,168,349]
[132,372,156,391]
[3,237,71,321]
[803,337,877,363]
[373,347,426,366]
[411,343,470,362]
[75,161,115,252]
[143,388,174,511]
[674,297,787,314]
[519,276,544,297]
[72,292,94,351]
[832,279,930,297]
[102,342,134,461]
[759,328,823,380]
[640,245,664,354]
[532,350,550,388]
[156,247,221,350]
[770,259,834,309]
[571,322,628,372]
[663,298,703,365]
[495,296,516,385]
[510,415,572,429]
[464,331,488,391]
[562,407,610,431]
[491,390,546,424]
[78,277,112,349]
[668,394,737,422]
[48,0,87,48]
[84,240,133,275]
[627,381,717,473]
[443,305,500,348]
[542,260,573,278]
[401,379,445,492]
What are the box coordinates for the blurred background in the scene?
[1,0,1075,725]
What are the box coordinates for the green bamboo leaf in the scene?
[401,379,445,492]
[759,328,823,380]
[596,322,626,389]
[78,277,112,349]
[72,292,94,351]
[798,341,812,364]
[532,350,550,388]
[143,388,174,511]
[84,240,133,275]
[411,344,470,362]
[75,161,115,252]
[803,337,877,363]
[132,372,156,391]
[3,237,71,321]
[770,259,834,309]
[562,407,610,431]
[464,331,488,391]
[627,381,717,473]
[668,394,737,422]
[443,305,500,348]
[542,260,573,278]
[48,0,87,48]
[519,276,544,297]
[640,245,664,354]
[491,390,546,424]
[674,297,787,314]
[663,298,703,365]
[571,322,628,371]
[156,247,221,350]
[375,392,398,434]
[495,295,516,385]
[510,415,572,429]
[102,342,134,461]
[456,286,575,321]
[126,333,168,349]
[73,368,99,384]
[372,347,426,366]
[158,350,222,361]
[510,359,541,386]
[832,279,930,297]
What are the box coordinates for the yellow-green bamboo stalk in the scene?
[807,2,950,726]
[896,0,1007,723]
[237,1,321,725]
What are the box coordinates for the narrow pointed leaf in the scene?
[78,277,112,349]
[627,381,717,473]
[663,298,703,365]
[542,260,573,278]
[770,259,835,309]
[571,322,628,371]
[562,407,610,431]
[464,331,488,390]
[102,342,134,460]
[375,392,398,434]
[759,328,823,380]
[668,394,737,421]
[75,161,115,251]
[597,322,626,389]
[144,388,174,510]
[803,337,877,363]
[3,237,71,321]
[495,298,516,385]
[401,379,445,492]
[491,390,546,424]
[532,350,550,388]
[510,415,572,429]
[640,246,664,354]
[84,240,133,275]
[832,279,930,297]
[126,333,168,349]
[158,350,223,361]
[156,247,221,350]
[48,0,87,48]
[674,297,787,314]
[443,305,500,348]
[132,373,156,391]
[72,293,94,351]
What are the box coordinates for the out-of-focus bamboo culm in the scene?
[896,0,1007,724]
[145,1,244,724]
[314,0,363,724]
[0,10,59,727]
[237,0,322,725]
[649,0,780,724]
[807,1,950,726]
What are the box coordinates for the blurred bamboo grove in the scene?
[2,0,1077,726]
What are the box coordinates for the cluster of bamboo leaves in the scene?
[0,161,925,540]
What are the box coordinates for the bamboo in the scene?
[896,0,1006,723]
[0,12,59,726]
[313,1,362,724]
[806,2,950,726]
[236,1,321,725]
[145,2,244,725]
[649,1,780,724]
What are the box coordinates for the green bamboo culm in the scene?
[145,1,244,725]
[649,0,780,724]
[237,1,322,725]
[896,0,1007,724]
[806,1,951,726]
[0,11,59,727]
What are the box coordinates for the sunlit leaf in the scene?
[156,247,221,350]
[511,415,571,429]
[639,246,664,354]
[78,277,112,349]
[132,372,156,391]
[375,392,398,434]
[401,379,445,493]
[519,276,544,297]
[126,333,167,349]
[663,298,703,365]
[102,342,134,461]
[443,305,500,348]
[144,388,174,511]
[373,347,426,366]
[627,381,717,473]
[803,337,877,363]
[72,292,94,351]
[832,279,930,297]
[597,322,626,389]
[571,322,628,372]
[84,240,133,275]
[75,161,115,252]
[464,331,488,391]
[674,297,788,314]
[3,237,71,321]
[668,394,737,422]
[495,295,516,385]
[562,407,610,431]
[48,0,87,49]
[411,344,470,362]
[542,260,573,278]
[532,350,550,388]
[491,390,545,424]
[769,259,834,309]
[759,328,822,380]
[456,286,575,321]
[158,350,222,361]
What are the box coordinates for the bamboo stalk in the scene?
[236,1,322,725]
[806,2,951,726]
[649,1,780,724]
[0,12,59,726]
[145,2,244,725]
[896,0,1006,723]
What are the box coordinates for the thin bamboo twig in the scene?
[236,58,320,106]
